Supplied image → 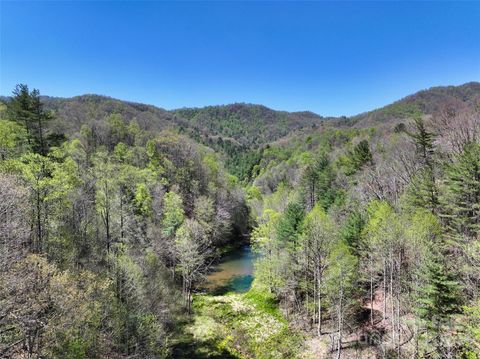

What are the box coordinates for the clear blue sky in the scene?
[1,1,479,116]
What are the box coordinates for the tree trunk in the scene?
[36,189,42,253]
[370,256,374,326]
[336,284,344,359]
[370,272,374,326]
[317,268,322,336]
[390,255,395,346]
[383,259,387,322]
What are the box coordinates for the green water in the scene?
[205,245,255,294]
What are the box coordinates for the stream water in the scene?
[204,245,255,294]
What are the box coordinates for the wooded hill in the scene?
[3,82,477,179]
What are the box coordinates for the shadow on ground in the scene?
[170,330,238,359]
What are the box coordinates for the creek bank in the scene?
[172,243,303,358]
[182,289,303,358]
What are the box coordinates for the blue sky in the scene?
[1,1,479,116]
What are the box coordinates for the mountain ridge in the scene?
[2,81,478,135]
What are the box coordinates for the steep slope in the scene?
[350,81,480,127]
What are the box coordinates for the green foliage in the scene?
[340,210,364,254]
[405,116,439,212]
[0,120,29,159]
[380,102,422,119]
[303,153,341,210]
[442,142,480,238]
[134,183,153,216]
[2,82,480,358]
[54,337,88,359]
[276,202,304,249]
[461,300,480,357]
[251,209,284,292]
[162,191,185,237]
[415,257,462,356]
[246,184,262,201]
[344,139,373,175]
[7,84,55,155]
[301,204,336,253]
[324,241,357,297]
[416,259,461,323]
[188,291,302,358]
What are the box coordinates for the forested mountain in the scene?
[172,104,326,180]
[1,82,480,358]
[350,81,480,127]
[1,95,325,180]
[173,104,324,147]
[39,94,182,135]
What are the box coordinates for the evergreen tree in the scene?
[416,257,461,357]
[276,201,304,251]
[442,142,480,239]
[345,139,373,175]
[8,84,52,155]
[340,210,364,255]
[406,116,439,213]
[301,154,339,211]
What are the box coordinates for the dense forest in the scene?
[1,82,479,358]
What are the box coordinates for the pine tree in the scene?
[340,210,364,255]
[8,84,52,155]
[346,139,373,175]
[416,257,461,357]
[301,154,339,210]
[442,142,480,239]
[277,201,304,251]
[406,116,439,213]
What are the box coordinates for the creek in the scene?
[204,245,255,294]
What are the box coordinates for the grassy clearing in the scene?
[182,288,303,359]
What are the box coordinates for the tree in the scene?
[162,191,185,238]
[301,154,339,211]
[251,209,284,293]
[18,153,54,253]
[1,255,59,357]
[345,139,373,175]
[276,201,304,251]
[340,210,364,256]
[93,151,118,254]
[106,114,128,151]
[0,174,28,272]
[325,240,357,359]
[8,84,52,155]
[0,120,28,160]
[406,116,439,213]
[415,257,461,358]
[7,84,31,144]
[300,204,336,335]
[442,142,480,239]
[174,219,211,312]
[461,299,480,357]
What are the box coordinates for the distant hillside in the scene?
[3,82,477,148]
[39,94,185,135]
[16,96,321,149]
[172,104,324,148]
[1,82,478,180]
[351,82,480,127]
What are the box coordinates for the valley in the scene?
[1,82,480,358]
